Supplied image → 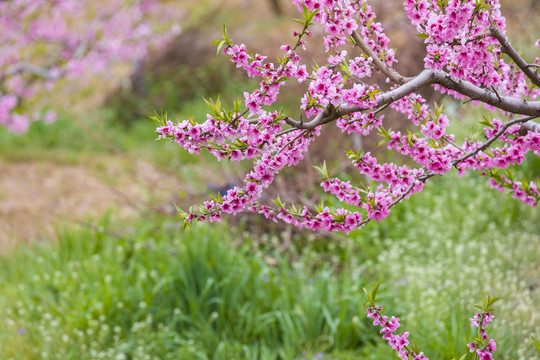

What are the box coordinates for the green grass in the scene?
[1,93,538,360]
[350,172,540,360]
[0,216,373,360]
[0,103,224,183]
[0,171,538,360]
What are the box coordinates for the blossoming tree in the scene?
[0,0,180,133]
[155,0,539,357]
[156,0,539,231]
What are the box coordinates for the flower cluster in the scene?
[156,110,283,160]
[0,0,180,133]
[157,0,539,231]
[405,0,508,91]
[487,172,539,207]
[366,305,429,360]
[467,312,497,360]
[366,294,502,360]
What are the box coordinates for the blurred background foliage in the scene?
[0,0,539,359]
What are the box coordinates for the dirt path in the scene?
[0,158,182,251]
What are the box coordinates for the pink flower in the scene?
[486,339,497,352]
[483,312,494,325]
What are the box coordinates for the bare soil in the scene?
[0,158,182,251]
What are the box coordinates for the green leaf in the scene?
[315,201,325,213]
[371,282,380,303]
[233,98,242,113]
[222,24,229,42]
[174,204,188,219]
[313,161,330,179]
[211,191,223,204]
[150,110,167,127]
[487,296,500,307]
[301,3,310,23]
[306,9,319,24]
[346,147,362,160]
[378,126,390,139]
[176,204,193,232]
[479,115,493,127]
[332,213,346,222]
[182,220,192,231]
[273,195,285,208]
[410,339,420,355]
[362,287,373,305]
[377,138,389,147]
[531,335,540,354]
[416,33,429,38]
[215,40,226,55]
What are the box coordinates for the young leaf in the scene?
[222,24,229,42]
[313,161,330,179]
[487,296,500,308]
[362,287,373,305]
[410,339,420,355]
[371,282,381,302]
[150,110,167,127]
[377,138,390,147]
[531,335,540,354]
[273,195,285,208]
[182,220,192,231]
[215,40,226,55]
[174,204,188,219]
[315,200,326,214]
[479,115,493,127]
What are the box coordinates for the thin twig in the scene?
[374,103,390,116]
[276,125,300,137]
[489,26,540,87]
[351,30,412,85]
[444,136,466,153]
[6,62,64,80]
[491,85,502,103]
[452,115,538,164]
[277,129,308,155]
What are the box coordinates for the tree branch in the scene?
[284,69,540,130]
[6,62,64,80]
[453,116,538,164]
[519,120,540,135]
[340,69,434,115]
[489,26,540,88]
[431,70,540,116]
[351,30,412,85]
